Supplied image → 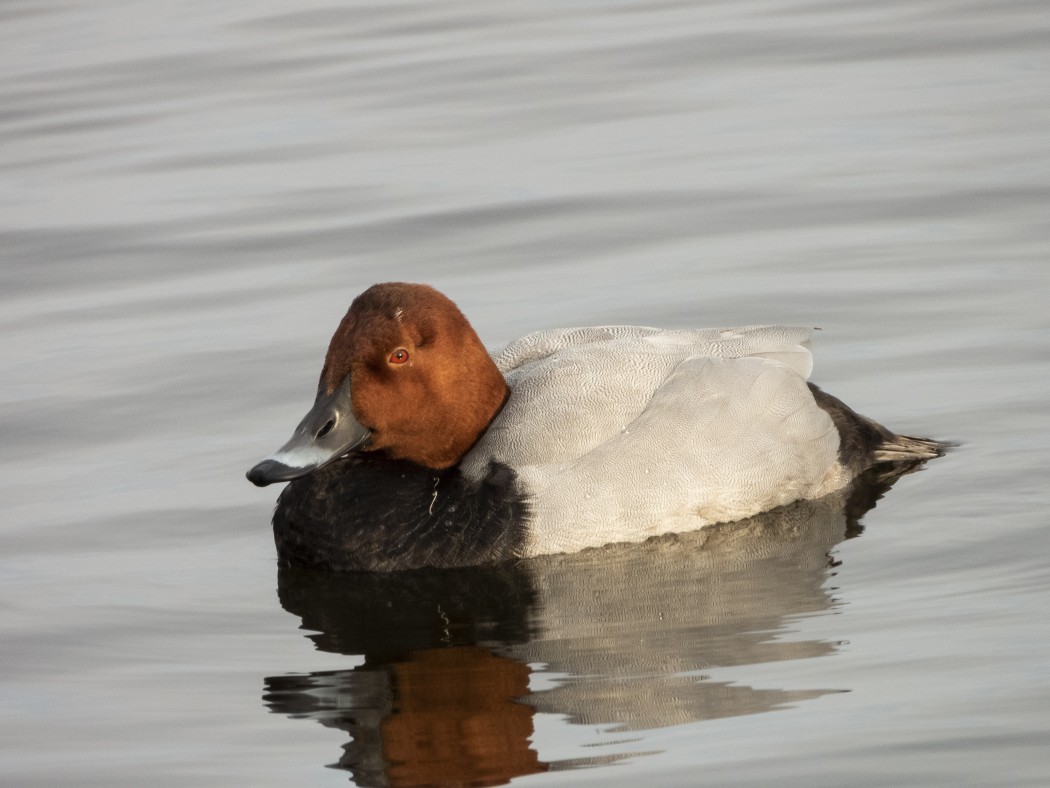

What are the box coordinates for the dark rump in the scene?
[807,382,945,476]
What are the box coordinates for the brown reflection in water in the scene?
[380,646,543,787]
[264,563,558,785]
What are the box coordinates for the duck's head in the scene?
[247,283,509,487]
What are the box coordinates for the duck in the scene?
[247,282,942,571]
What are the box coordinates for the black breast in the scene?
[272,454,529,571]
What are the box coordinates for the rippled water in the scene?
[2,1,1049,786]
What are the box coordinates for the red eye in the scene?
[389,348,410,365]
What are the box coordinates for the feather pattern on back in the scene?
[461,325,842,555]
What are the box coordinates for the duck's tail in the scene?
[873,434,948,464]
[807,383,948,475]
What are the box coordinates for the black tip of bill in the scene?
[246,459,303,487]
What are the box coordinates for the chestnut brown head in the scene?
[247,283,508,486]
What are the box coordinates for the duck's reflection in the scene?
[264,465,919,786]
[266,647,542,786]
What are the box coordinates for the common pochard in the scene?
[248,282,942,571]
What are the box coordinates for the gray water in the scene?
[2,1,1049,786]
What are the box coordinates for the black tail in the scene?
[808,383,947,477]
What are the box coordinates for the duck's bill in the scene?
[246,379,370,487]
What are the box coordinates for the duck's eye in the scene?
[389,348,410,365]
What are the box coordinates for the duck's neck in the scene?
[416,345,509,469]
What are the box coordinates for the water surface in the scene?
[2,1,1049,786]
